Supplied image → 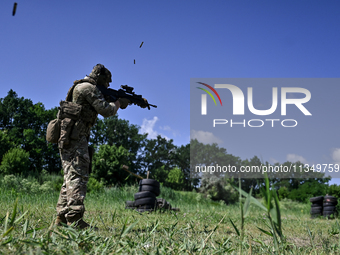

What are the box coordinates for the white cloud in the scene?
[140,116,169,140]
[269,157,279,164]
[160,125,180,137]
[190,130,223,145]
[332,148,340,164]
[160,125,171,131]
[286,154,308,164]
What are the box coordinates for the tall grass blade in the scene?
[232,185,267,211]
[306,223,315,249]
[14,210,28,225]
[2,226,14,238]
[243,187,253,218]
[272,190,283,240]
[229,218,240,236]
[122,220,139,237]
[256,226,273,237]
[10,197,18,226]
[150,220,159,235]
[3,211,9,234]
[111,209,116,225]
[119,218,128,239]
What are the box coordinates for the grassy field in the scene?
[0,184,340,254]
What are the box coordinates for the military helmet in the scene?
[89,64,112,85]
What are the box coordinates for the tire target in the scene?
[134,197,157,207]
[139,179,160,188]
[139,184,160,196]
[134,191,156,200]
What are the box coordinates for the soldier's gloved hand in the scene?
[139,98,148,108]
[118,98,131,109]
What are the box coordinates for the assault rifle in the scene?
[96,84,157,110]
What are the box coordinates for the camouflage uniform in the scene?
[56,76,117,222]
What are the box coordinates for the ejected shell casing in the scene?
[12,2,17,16]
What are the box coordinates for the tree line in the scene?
[0,90,332,202]
[0,89,192,189]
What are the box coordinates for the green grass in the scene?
[0,184,340,254]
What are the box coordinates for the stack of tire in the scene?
[310,196,323,218]
[323,195,338,218]
[125,179,160,213]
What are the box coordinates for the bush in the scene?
[1,174,55,194]
[0,147,30,175]
[87,177,104,193]
[328,184,340,198]
[278,186,289,200]
[1,174,19,189]
[166,167,185,190]
[91,144,130,185]
[39,181,54,193]
[288,181,328,203]
[199,175,238,204]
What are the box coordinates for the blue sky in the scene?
[1,1,339,182]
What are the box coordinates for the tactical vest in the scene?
[58,78,98,148]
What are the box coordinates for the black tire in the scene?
[140,185,160,196]
[311,206,322,211]
[323,206,336,211]
[311,202,323,206]
[311,212,322,216]
[311,203,322,207]
[323,211,336,216]
[311,211,322,214]
[125,201,135,207]
[134,191,156,200]
[310,196,324,203]
[134,197,157,207]
[139,179,160,188]
[311,210,322,215]
[323,202,337,207]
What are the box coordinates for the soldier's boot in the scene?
[55,214,67,226]
[67,214,97,230]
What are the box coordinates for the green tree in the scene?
[288,179,328,202]
[141,135,177,182]
[0,130,15,161]
[0,90,60,174]
[237,156,264,194]
[190,139,242,183]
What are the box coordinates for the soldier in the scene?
[54,64,131,229]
